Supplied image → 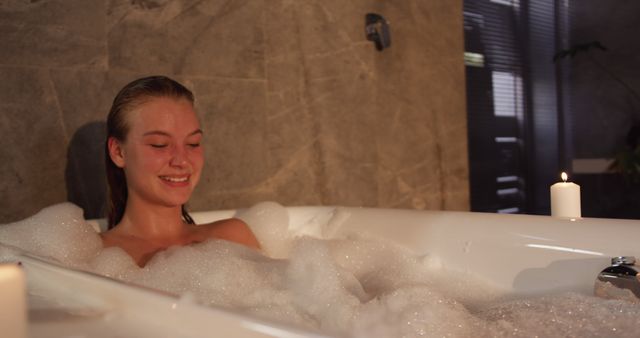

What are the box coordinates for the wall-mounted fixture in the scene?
[365,13,391,51]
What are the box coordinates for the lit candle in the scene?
[0,264,27,338]
[550,172,581,218]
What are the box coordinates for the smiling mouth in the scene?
[159,175,189,183]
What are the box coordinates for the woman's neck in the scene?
[116,197,190,243]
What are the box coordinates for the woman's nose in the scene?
[170,146,188,167]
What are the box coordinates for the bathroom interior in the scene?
[1,0,640,337]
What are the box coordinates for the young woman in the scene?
[100,76,260,266]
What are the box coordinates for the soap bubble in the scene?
[479,292,640,337]
[236,201,292,258]
[285,237,363,333]
[89,246,138,280]
[353,285,488,337]
[0,203,102,266]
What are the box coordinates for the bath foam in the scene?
[88,246,139,281]
[82,232,500,336]
[0,203,102,266]
[325,235,433,295]
[135,240,290,309]
[478,292,640,337]
[352,285,491,337]
[284,237,364,333]
[235,201,291,258]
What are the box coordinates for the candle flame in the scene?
[561,172,568,182]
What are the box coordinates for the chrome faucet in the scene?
[594,256,640,301]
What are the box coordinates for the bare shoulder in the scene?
[201,218,261,250]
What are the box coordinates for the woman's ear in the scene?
[108,137,126,168]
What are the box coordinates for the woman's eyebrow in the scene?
[142,130,170,137]
[142,129,203,137]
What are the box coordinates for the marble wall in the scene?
[0,0,469,222]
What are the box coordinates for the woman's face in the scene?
[110,96,204,209]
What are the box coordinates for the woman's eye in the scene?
[150,144,168,148]
[188,143,201,148]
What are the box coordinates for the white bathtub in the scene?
[9,206,640,337]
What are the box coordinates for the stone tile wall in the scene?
[0,0,469,222]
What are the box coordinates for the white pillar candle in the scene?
[0,264,27,338]
[550,172,581,218]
